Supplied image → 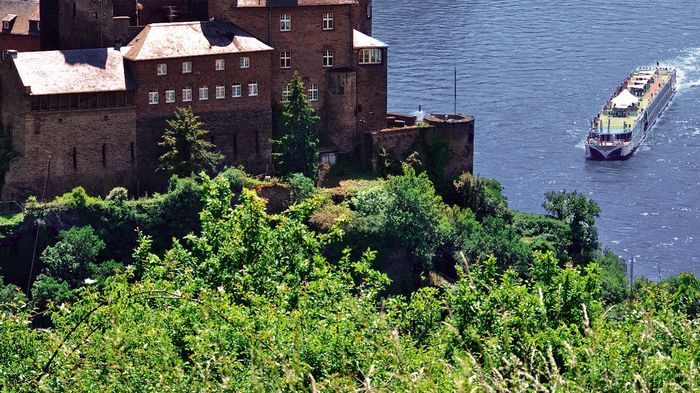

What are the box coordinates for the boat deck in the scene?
[595,70,669,133]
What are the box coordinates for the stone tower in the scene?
[353,0,372,36]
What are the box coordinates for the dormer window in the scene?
[2,14,16,31]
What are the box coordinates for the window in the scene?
[282,85,291,102]
[182,61,192,73]
[1,50,6,60]
[322,49,334,67]
[157,63,167,75]
[359,48,382,64]
[148,90,159,104]
[37,21,40,31]
[280,14,291,31]
[182,87,192,102]
[199,86,209,100]
[240,57,250,69]
[216,85,225,99]
[232,83,242,97]
[2,22,8,30]
[323,13,334,30]
[280,51,291,69]
[367,2,372,19]
[215,59,225,71]
[321,152,337,166]
[309,84,319,102]
[165,89,175,103]
[248,82,258,97]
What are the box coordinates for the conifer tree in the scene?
[158,106,223,178]
[272,73,320,178]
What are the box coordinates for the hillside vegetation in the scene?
[1,166,699,391]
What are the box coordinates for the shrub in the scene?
[285,173,316,204]
[452,173,510,221]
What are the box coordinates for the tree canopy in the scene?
[272,73,320,178]
[158,106,223,178]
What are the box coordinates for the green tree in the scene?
[272,73,320,178]
[158,106,223,178]
[543,190,601,264]
[31,226,119,305]
[452,173,510,221]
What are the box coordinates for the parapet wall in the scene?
[366,113,474,178]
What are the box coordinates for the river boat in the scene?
[585,65,677,160]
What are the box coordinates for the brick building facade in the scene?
[2,0,404,200]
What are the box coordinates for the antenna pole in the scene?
[454,67,457,115]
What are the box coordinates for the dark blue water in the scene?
[374,0,700,279]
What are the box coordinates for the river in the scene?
[374,0,700,279]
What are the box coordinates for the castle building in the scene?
[0,0,40,58]
[1,0,389,200]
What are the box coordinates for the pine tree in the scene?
[272,73,320,178]
[158,106,223,178]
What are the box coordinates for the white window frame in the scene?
[199,86,209,101]
[232,83,242,98]
[1,50,6,60]
[165,89,176,103]
[280,51,291,69]
[248,82,258,97]
[309,84,319,102]
[282,85,291,103]
[359,48,382,64]
[215,58,225,71]
[148,90,159,105]
[182,87,192,102]
[2,21,8,30]
[367,2,372,19]
[322,49,334,68]
[157,63,167,75]
[240,57,250,69]
[215,85,225,99]
[323,13,334,30]
[182,61,192,73]
[280,14,291,31]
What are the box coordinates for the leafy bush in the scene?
[452,173,510,221]
[31,225,120,306]
[543,191,601,264]
[285,172,316,204]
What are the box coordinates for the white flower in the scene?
[84,278,97,285]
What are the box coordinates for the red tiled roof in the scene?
[234,0,356,7]
[11,47,135,95]
[0,0,39,36]
[125,21,273,61]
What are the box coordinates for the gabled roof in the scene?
[11,47,135,95]
[0,0,39,36]
[233,0,356,7]
[353,29,387,49]
[125,21,273,61]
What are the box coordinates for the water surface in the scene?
[374,0,700,279]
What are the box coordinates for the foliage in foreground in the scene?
[0,174,699,391]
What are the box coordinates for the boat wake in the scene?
[666,48,700,92]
